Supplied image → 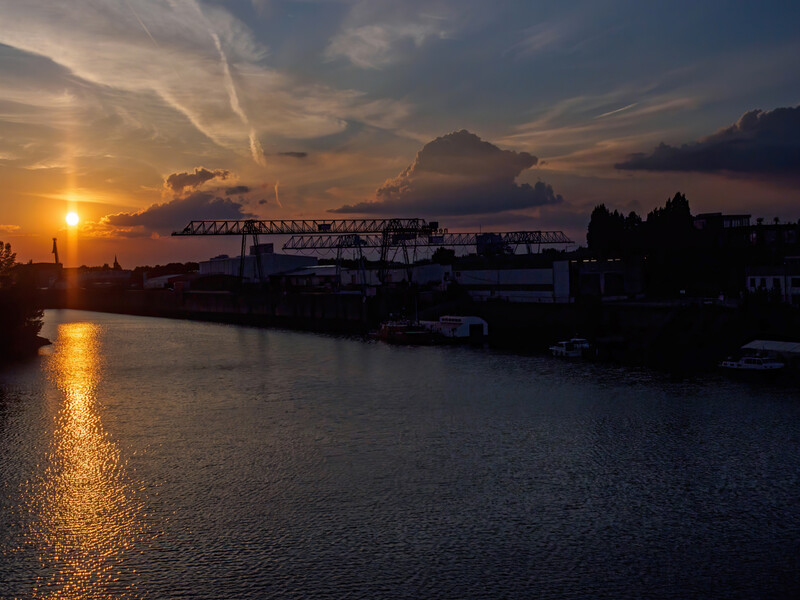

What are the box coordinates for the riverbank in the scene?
[0,288,47,364]
[35,287,800,374]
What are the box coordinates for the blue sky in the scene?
[0,0,798,265]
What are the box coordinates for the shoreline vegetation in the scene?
[0,241,47,365]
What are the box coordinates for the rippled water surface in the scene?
[2,309,800,599]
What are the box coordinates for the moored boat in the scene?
[373,320,439,345]
[719,355,785,372]
[549,338,591,358]
[373,315,489,345]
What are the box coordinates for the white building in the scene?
[746,258,800,304]
[339,263,451,288]
[452,260,571,303]
[199,243,317,282]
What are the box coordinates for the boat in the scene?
[719,355,785,372]
[373,320,439,345]
[373,315,489,345]
[417,315,488,343]
[549,338,591,358]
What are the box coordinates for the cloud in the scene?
[100,191,254,236]
[330,130,563,216]
[224,185,250,195]
[165,167,230,194]
[615,106,800,177]
[278,151,308,159]
[0,224,21,233]
[325,3,452,70]
[0,0,411,161]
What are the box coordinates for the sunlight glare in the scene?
[66,212,79,226]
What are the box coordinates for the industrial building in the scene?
[198,243,316,282]
[452,261,571,303]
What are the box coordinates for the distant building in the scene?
[16,262,63,289]
[198,243,316,282]
[452,261,571,303]
[75,268,132,289]
[143,273,187,289]
[693,213,751,230]
[573,258,645,299]
[745,257,800,304]
[277,265,340,290]
[337,263,449,289]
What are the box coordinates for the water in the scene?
[1,309,799,599]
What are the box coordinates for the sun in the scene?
[66,212,79,226]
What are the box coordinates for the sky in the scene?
[0,0,798,267]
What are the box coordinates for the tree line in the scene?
[0,241,45,362]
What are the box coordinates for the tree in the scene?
[431,247,456,265]
[587,204,634,256]
[0,241,16,281]
[0,240,44,361]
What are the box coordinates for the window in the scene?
[760,278,766,288]
[774,278,781,289]
[791,278,800,288]
[750,277,756,289]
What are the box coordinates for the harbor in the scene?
[2,309,800,599]
[14,202,800,376]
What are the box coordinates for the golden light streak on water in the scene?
[26,322,142,599]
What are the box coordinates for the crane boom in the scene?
[281,231,572,251]
[172,218,433,236]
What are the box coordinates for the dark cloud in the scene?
[258,199,268,205]
[165,167,230,194]
[104,191,254,235]
[225,185,250,195]
[615,106,800,177]
[330,130,562,216]
[278,151,308,159]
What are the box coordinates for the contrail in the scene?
[125,0,184,84]
[210,32,248,124]
[193,1,267,168]
[125,0,159,48]
[595,103,638,119]
[273,180,283,208]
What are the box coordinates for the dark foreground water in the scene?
[1,310,799,599]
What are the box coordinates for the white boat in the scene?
[549,338,591,358]
[418,315,488,342]
[719,355,785,372]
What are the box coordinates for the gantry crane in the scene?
[171,218,572,283]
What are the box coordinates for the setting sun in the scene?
[66,212,79,226]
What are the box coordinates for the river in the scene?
[1,309,799,599]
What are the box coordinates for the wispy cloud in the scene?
[326,21,449,69]
[595,103,638,119]
[0,0,410,164]
[325,1,455,69]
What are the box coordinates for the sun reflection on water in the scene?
[27,322,142,598]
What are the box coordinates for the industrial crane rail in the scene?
[282,230,573,251]
[172,218,432,236]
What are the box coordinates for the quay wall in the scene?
[42,288,370,333]
[38,289,800,374]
